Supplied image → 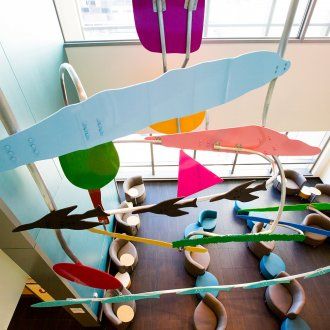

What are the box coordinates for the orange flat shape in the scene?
[150,112,205,134]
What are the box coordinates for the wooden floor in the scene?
[8,296,83,330]
[9,179,329,329]
[118,179,330,330]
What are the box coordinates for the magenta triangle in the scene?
[177,150,224,197]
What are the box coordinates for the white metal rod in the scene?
[262,0,300,127]
[205,111,209,130]
[60,63,108,231]
[213,144,284,234]
[262,155,286,234]
[60,63,87,103]
[156,0,168,73]
[299,0,318,40]
[213,144,278,187]
[182,2,194,68]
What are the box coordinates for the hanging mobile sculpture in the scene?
[4,1,328,321]
[31,266,330,308]
[58,64,120,223]
[177,150,223,197]
[132,0,206,132]
[12,206,107,232]
[0,51,290,173]
[145,125,320,156]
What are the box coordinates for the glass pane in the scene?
[306,0,330,37]
[196,150,235,165]
[233,164,273,176]
[205,0,309,38]
[114,134,150,166]
[279,131,329,164]
[114,131,329,179]
[236,153,269,164]
[282,163,311,176]
[77,0,138,41]
[153,145,194,166]
[56,0,310,41]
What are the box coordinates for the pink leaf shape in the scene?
[146,126,320,156]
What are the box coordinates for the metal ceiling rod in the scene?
[182,0,198,68]
[60,63,108,231]
[0,89,80,264]
[262,0,300,127]
[153,0,199,72]
[213,144,286,234]
[154,0,168,73]
[153,0,198,131]
[60,63,87,102]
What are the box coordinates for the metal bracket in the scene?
[153,0,166,12]
[184,0,198,11]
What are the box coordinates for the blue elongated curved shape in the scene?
[237,215,330,237]
[0,51,290,172]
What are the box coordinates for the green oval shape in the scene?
[59,142,119,190]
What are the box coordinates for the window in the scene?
[204,0,309,38]
[55,0,330,42]
[305,0,330,37]
[76,0,138,41]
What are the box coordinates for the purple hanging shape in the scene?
[177,150,223,197]
[132,0,205,54]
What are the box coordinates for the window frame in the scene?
[55,0,330,47]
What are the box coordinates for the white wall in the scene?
[0,250,28,329]
[321,166,330,183]
[66,42,330,132]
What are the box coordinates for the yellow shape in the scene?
[150,112,205,134]
[88,228,207,253]
[25,283,54,302]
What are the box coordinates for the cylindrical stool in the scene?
[260,253,286,279]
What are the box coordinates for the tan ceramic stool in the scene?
[128,187,139,198]
[116,305,135,323]
[126,214,140,226]
[127,187,139,206]
[120,253,135,267]
[298,186,312,199]
[115,272,131,289]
